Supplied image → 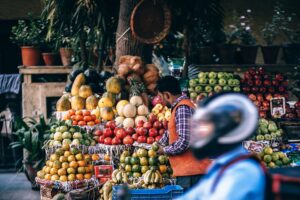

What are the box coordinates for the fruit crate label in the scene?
[94,165,113,178]
[271,97,286,118]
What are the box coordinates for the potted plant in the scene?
[228,10,258,64]
[261,3,282,64]
[10,14,45,67]
[217,29,238,64]
[41,34,59,66]
[10,115,51,189]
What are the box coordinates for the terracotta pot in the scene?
[217,44,237,64]
[42,53,58,66]
[239,45,258,64]
[21,46,40,66]
[261,45,280,64]
[59,48,73,66]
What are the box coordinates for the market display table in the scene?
[19,66,72,120]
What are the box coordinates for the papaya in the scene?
[71,96,85,110]
[56,95,71,111]
[106,77,121,94]
[85,95,98,110]
[98,97,113,108]
[71,73,86,96]
[100,107,114,121]
[102,92,117,105]
[78,85,93,99]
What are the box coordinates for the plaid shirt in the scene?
[159,95,194,155]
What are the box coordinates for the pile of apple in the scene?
[285,102,300,119]
[93,121,134,145]
[241,67,288,118]
[133,114,168,144]
[188,71,241,101]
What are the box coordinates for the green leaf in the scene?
[31,128,39,154]
[24,131,32,151]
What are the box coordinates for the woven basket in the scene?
[130,0,171,44]
[40,185,61,200]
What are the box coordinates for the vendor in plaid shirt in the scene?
[156,76,211,191]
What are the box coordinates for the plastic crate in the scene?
[112,185,183,200]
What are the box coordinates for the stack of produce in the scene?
[119,143,172,179]
[133,114,167,144]
[37,146,94,182]
[241,67,288,118]
[64,110,100,126]
[284,102,300,119]
[115,96,149,128]
[93,121,134,145]
[188,71,241,101]
[48,123,95,147]
[257,147,291,168]
[254,119,283,141]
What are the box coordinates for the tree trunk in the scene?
[115,0,152,67]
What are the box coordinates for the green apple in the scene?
[71,139,80,146]
[226,73,234,79]
[265,134,271,140]
[189,79,198,87]
[62,139,72,145]
[59,126,68,133]
[233,87,241,92]
[188,87,195,93]
[62,131,72,139]
[228,79,235,86]
[199,78,207,84]
[190,92,198,99]
[217,72,225,79]
[69,127,77,133]
[54,132,63,141]
[223,86,231,91]
[233,79,240,85]
[218,79,226,86]
[195,86,203,93]
[73,132,83,139]
[205,85,213,93]
[214,85,222,93]
[208,72,217,79]
[209,79,217,85]
[198,72,206,79]
[256,135,264,141]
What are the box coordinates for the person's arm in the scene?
[163,105,194,155]
[158,130,169,146]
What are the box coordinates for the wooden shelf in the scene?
[18,66,72,75]
[189,64,299,73]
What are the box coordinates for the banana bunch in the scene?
[112,169,129,184]
[142,170,163,189]
[99,180,115,200]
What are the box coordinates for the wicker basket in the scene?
[130,0,171,44]
[40,185,61,200]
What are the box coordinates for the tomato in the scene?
[112,137,121,145]
[91,115,96,121]
[78,121,86,126]
[75,115,84,121]
[83,110,91,116]
[103,128,113,137]
[75,110,83,115]
[94,119,101,124]
[104,137,112,145]
[72,121,78,126]
[94,130,103,136]
[106,121,116,129]
[137,136,146,143]
[132,134,138,141]
[64,114,71,120]
[68,109,76,116]
[123,136,134,145]
[148,128,158,137]
[146,137,155,144]
[114,127,120,135]
[84,116,92,122]
[153,121,162,129]
[87,121,95,126]
[125,127,135,135]
[71,115,77,121]
[136,127,147,136]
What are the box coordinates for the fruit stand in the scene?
[33,56,300,199]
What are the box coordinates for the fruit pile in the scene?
[257,147,291,168]
[37,146,94,182]
[119,143,172,179]
[133,114,167,144]
[49,123,95,147]
[64,109,100,126]
[285,102,300,119]
[115,96,150,128]
[151,104,171,122]
[93,121,134,145]
[241,67,288,118]
[188,71,241,101]
[254,119,283,141]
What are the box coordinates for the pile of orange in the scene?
[37,146,94,182]
[64,109,101,126]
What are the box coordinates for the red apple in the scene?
[103,128,113,137]
[104,137,112,145]
[98,136,105,144]
[242,87,250,93]
[137,136,146,143]
[265,94,273,101]
[136,120,145,128]
[137,127,147,136]
[278,86,285,93]
[268,87,275,94]
[263,74,269,80]
[94,130,103,136]
[259,87,267,93]
[149,128,158,137]
[159,129,165,136]
[116,128,126,139]
[251,87,259,93]
[254,74,261,80]
[263,80,271,86]
[258,67,265,75]
[106,121,116,129]
[148,114,158,123]
[255,79,262,86]
[284,93,289,99]
[125,127,135,135]
[153,121,162,129]
[275,74,284,81]
[143,122,152,129]
[93,136,99,141]
[155,136,162,142]
[112,137,121,145]
[132,133,138,141]
[295,102,300,109]
[248,94,257,101]
[114,127,120,135]
[147,137,155,144]
[259,111,267,118]
[243,71,251,80]
[253,101,261,107]
[257,94,264,102]
[123,136,134,145]
[247,80,254,86]
[262,101,270,109]
[249,68,256,75]
[272,80,279,86]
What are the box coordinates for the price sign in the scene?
[270,97,286,118]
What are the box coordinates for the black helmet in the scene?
[190,93,258,160]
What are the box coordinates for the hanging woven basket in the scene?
[130,0,171,44]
